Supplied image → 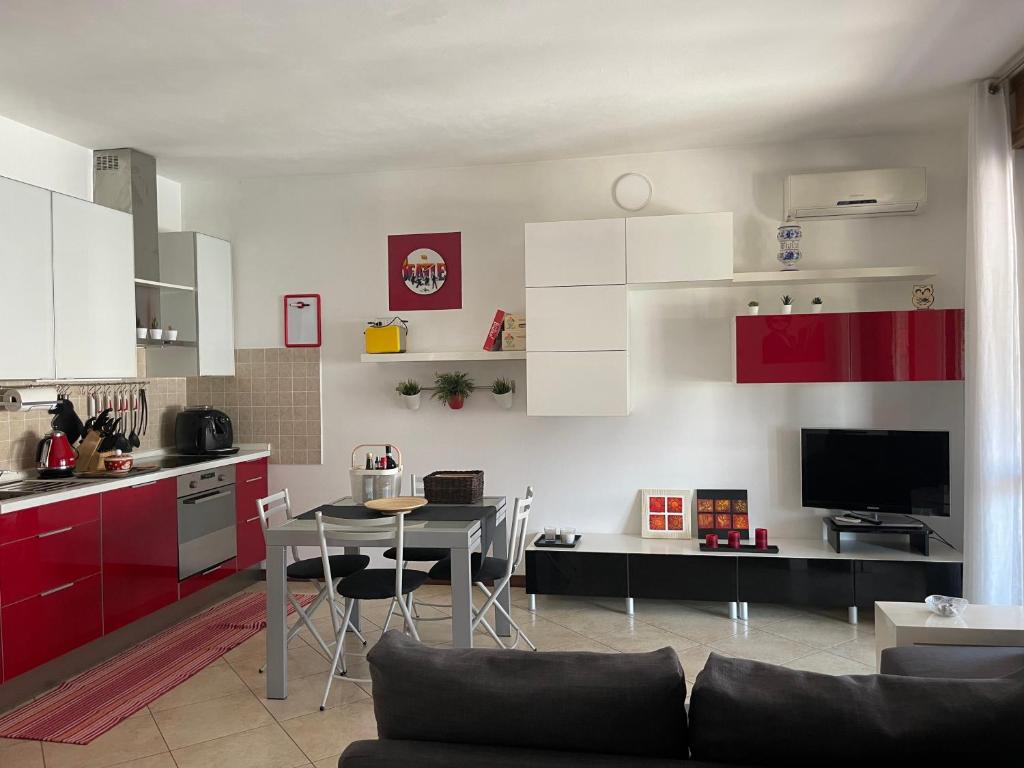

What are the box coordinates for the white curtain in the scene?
[964,80,1024,605]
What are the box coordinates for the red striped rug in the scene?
[0,591,315,744]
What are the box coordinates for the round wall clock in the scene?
[613,172,653,211]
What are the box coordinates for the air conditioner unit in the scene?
[784,167,927,221]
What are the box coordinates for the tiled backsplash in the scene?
[186,348,322,465]
[0,378,187,471]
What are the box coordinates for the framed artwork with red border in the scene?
[283,294,322,348]
[388,231,462,311]
[641,489,693,539]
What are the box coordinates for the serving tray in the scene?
[699,543,779,554]
[533,535,582,549]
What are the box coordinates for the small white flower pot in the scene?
[493,391,514,410]
[781,305,793,315]
[136,327,148,340]
[810,304,823,314]
[747,306,760,315]
[165,329,179,342]
[401,393,421,411]
[149,328,164,340]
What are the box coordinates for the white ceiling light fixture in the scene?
[613,172,653,211]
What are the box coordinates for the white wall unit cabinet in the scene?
[626,212,733,284]
[527,352,629,416]
[52,192,136,379]
[147,232,235,377]
[525,218,625,287]
[0,176,55,380]
[526,286,628,351]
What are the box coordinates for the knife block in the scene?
[76,432,108,473]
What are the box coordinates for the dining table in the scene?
[264,494,509,699]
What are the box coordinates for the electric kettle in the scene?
[36,430,77,478]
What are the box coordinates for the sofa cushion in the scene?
[340,739,703,768]
[688,653,1024,764]
[367,631,688,759]
[881,645,1024,679]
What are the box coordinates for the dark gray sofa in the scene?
[340,632,1024,766]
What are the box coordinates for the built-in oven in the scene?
[177,465,237,581]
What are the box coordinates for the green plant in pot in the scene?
[433,371,474,410]
[780,295,794,315]
[491,377,514,409]
[397,379,422,411]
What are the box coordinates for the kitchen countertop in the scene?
[0,445,272,514]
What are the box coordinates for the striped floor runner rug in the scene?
[0,591,314,745]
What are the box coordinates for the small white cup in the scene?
[543,526,557,542]
[560,528,576,545]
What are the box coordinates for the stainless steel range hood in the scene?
[93,148,159,281]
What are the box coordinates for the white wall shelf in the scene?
[134,278,195,292]
[361,350,526,363]
[731,266,933,286]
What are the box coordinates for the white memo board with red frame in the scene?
[284,294,322,347]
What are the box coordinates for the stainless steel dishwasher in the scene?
[177,465,237,581]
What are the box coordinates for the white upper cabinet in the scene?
[526,285,628,352]
[195,234,235,376]
[525,218,625,287]
[626,212,733,284]
[52,193,136,379]
[0,176,55,380]
[526,351,630,417]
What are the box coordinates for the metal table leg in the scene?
[450,545,474,648]
[728,601,739,620]
[266,544,289,699]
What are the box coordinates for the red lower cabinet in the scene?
[235,458,269,569]
[101,480,179,633]
[1,573,102,679]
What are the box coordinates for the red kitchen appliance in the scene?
[36,430,77,478]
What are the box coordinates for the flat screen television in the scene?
[801,429,950,518]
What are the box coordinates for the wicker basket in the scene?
[423,470,484,504]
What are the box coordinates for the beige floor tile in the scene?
[312,755,340,768]
[639,604,742,645]
[148,660,249,712]
[785,651,874,676]
[535,635,618,653]
[0,740,43,767]
[229,644,333,691]
[100,756,176,768]
[151,690,274,749]
[171,723,308,768]
[42,712,168,768]
[253,671,370,722]
[541,604,642,637]
[738,603,809,627]
[280,699,377,762]
[589,623,698,655]
[708,627,817,665]
[0,740,34,751]
[762,615,867,649]
[677,644,722,683]
[829,634,879,670]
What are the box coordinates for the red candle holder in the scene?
[755,528,768,550]
[705,533,719,549]
[727,531,741,549]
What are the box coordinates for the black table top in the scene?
[300,503,498,523]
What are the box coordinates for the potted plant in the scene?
[433,371,474,410]
[165,324,179,342]
[747,300,760,316]
[149,317,163,340]
[811,296,824,314]
[780,295,794,315]
[136,317,147,341]
[491,377,514,409]
[397,379,422,411]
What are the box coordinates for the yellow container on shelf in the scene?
[364,319,408,353]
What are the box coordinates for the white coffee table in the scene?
[875,601,1024,670]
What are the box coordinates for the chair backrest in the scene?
[256,489,303,563]
[505,485,534,578]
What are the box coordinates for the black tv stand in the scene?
[826,516,932,556]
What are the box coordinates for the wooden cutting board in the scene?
[365,496,429,515]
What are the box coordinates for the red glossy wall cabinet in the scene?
[736,309,964,384]
[101,479,179,633]
[235,458,269,570]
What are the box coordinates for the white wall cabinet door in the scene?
[527,351,630,416]
[626,212,733,284]
[526,285,628,351]
[52,193,135,379]
[525,218,625,287]
[0,176,55,380]
[195,234,235,376]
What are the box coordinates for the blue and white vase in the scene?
[777,223,802,271]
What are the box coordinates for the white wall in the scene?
[0,114,181,229]
[182,130,966,546]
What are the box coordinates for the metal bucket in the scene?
[349,444,404,504]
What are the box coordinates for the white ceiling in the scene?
[0,0,1021,181]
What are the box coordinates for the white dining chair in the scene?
[315,508,429,709]
[255,490,369,672]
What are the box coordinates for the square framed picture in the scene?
[696,489,750,540]
[641,489,693,539]
[387,231,462,311]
